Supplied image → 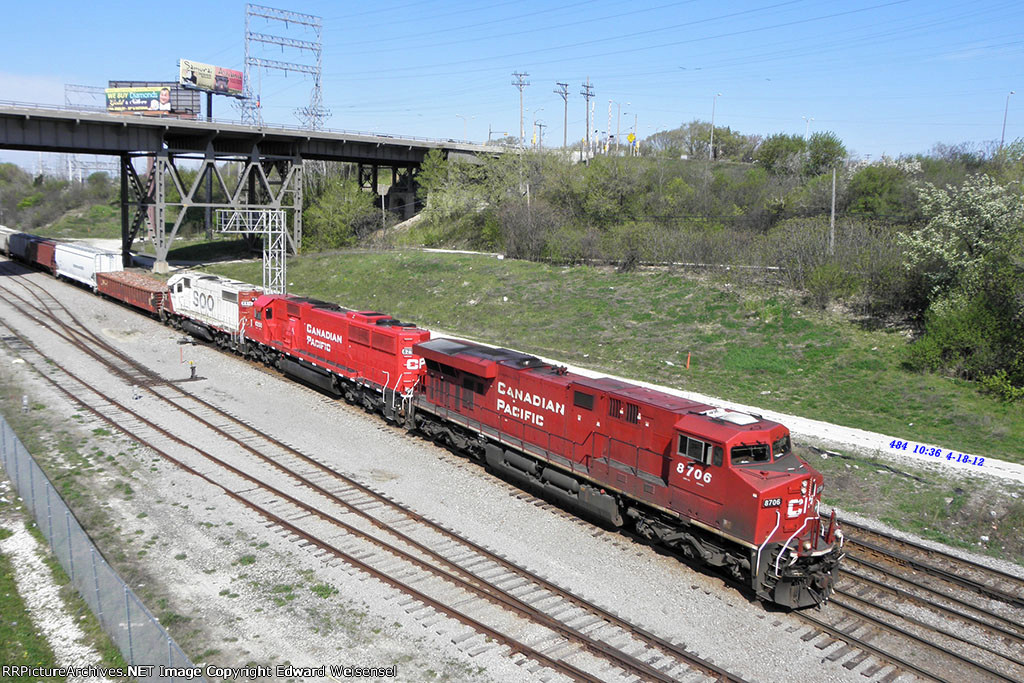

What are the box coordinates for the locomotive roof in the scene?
[572,376,714,412]
[169,270,259,292]
[419,338,547,368]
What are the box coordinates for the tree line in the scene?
[402,127,1024,402]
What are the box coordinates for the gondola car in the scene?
[96,271,172,316]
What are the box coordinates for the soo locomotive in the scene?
[0,228,843,608]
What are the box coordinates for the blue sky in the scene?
[1,0,1021,163]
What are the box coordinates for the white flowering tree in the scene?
[900,173,1024,304]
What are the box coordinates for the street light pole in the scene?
[709,93,721,161]
[456,114,475,141]
[803,116,814,139]
[1001,91,1015,152]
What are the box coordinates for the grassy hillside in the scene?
[206,249,1024,464]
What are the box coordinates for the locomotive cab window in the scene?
[678,435,712,465]
[255,309,261,320]
[731,444,771,465]
[772,434,791,458]
[265,308,273,320]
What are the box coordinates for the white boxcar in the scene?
[0,226,19,255]
[167,270,262,336]
[54,242,123,289]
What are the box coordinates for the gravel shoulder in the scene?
[0,497,113,682]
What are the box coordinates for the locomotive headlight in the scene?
[802,540,812,552]
[800,479,808,494]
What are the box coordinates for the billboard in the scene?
[179,59,244,98]
[105,86,174,113]
[109,81,199,116]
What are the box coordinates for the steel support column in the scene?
[119,147,304,272]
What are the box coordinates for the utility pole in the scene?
[580,78,594,162]
[1001,90,1015,152]
[536,121,547,150]
[555,82,569,148]
[606,100,613,153]
[829,167,837,255]
[709,92,722,161]
[512,72,530,147]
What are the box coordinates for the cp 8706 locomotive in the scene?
[409,338,843,608]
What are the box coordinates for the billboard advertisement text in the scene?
[105,87,173,113]
[179,59,244,98]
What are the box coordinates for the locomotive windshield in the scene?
[731,443,771,465]
[773,434,791,458]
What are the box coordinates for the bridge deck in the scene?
[0,104,495,163]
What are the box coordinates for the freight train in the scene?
[0,227,844,608]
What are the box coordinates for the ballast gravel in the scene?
[0,265,932,682]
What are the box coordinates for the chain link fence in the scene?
[0,414,205,682]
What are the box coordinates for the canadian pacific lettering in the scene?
[496,381,565,427]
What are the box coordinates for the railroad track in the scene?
[0,265,741,682]
[6,262,1024,681]
[787,517,1024,682]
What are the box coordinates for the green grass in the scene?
[206,249,1024,464]
[806,443,1024,561]
[36,204,122,240]
[0,544,63,681]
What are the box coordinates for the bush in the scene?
[980,371,1024,402]
[903,295,1003,380]
[806,263,861,308]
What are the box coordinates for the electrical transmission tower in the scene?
[241,4,329,129]
[64,85,114,181]
[64,84,106,111]
[512,72,530,147]
[554,82,569,148]
[580,78,594,160]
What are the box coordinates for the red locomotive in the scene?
[3,238,844,607]
[410,337,842,608]
[240,294,429,419]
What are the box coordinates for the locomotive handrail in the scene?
[774,514,815,577]
[756,509,781,580]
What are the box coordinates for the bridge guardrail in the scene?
[0,99,494,148]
